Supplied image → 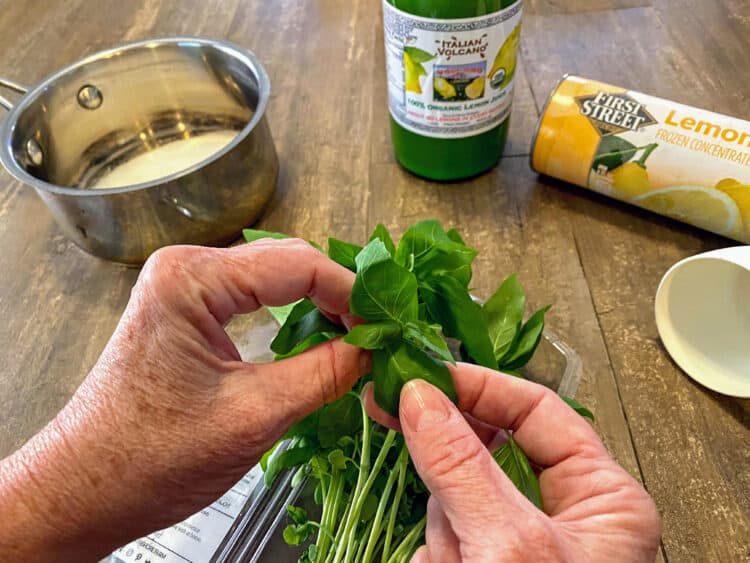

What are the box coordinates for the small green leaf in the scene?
[260,440,282,472]
[562,396,595,421]
[327,238,363,271]
[404,46,435,63]
[313,481,324,505]
[291,465,308,488]
[421,275,496,369]
[445,228,466,245]
[274,332,338,360]
[283,522,316,545]
[499,305,550,370]
[317,394,362,448]
[267,301,302,326]
[483,274,525,362]
[360,494,379,522]
[372,341,456,417]
[355,238,392,273]
[395,220,477,287]
[492,435,543,509]
[327,449,349,471]
[343,321,401,349]
[243,229,289,243]
[592,136,638,171]
[271,302,343,355]
[282,410,320,441]
[265,444,317,487]
[309,455,330,480]
[369,223,396,256]
[286,505,309,525]
[402,321,454,363]
[350,259,419,324]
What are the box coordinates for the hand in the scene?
[0,239,370,562]
[366,366,661,562]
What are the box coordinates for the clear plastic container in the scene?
[211,308,583,563]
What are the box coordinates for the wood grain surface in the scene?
[0,1,747,561]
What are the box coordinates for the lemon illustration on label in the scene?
[403,46,434,95]
[434,76,457,99]
[489,23,521,90]
[612,162,651,200]
[465,76,485,99]
[632,185,740,236]
[715,178,750,235]
[404,52,425,94]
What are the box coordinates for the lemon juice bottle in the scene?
[382,0,522,180]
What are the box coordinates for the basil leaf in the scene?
[274,332,338,360]
[243,229,289,243]
[265,444,316,487]
[267,301,302,326]
[350,259,419,324]
[394,220,477,287]
[318,393,362,448]
[282,410,321,441]
[372,341,456,417]
[403,321,454,363]
[483,274,525,362]
[404,46,435,63]
[592,136,638,171]
[343,321,401,349]
[562,396,595,421]
[499,305,550,370]
[271,304,342,355]
[369,223,396,256]
[421,275,496,369]
[355,239,392,273]
[260,440,283,472]
[446,228,466,245]
[492,435,543,509]
[327,237,363,272]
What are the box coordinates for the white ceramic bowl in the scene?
[655,246,750,397]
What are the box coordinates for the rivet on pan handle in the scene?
[0,78,28,110]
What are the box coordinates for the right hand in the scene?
[366,364,661,562]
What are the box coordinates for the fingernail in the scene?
[400,380,452,432]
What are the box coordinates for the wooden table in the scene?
[0,1,748,561]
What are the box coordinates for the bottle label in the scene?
[382,1,522,139]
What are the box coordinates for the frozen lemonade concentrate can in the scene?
[531,75,750,243]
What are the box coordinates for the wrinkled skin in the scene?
[0,240,370,562]
[366,375,662,563]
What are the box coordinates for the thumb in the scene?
[399,379,535,543]
[227,338,370,423]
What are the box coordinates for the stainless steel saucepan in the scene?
[0,37,278,264]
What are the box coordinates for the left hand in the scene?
[0,239,370,562]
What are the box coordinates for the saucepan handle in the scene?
[0,78,28,111]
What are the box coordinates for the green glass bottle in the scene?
[382,0,522,180]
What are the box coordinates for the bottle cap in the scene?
[655,246,750,397]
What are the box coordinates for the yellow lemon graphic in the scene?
[632,185,740,236]
[434,76,457,99]
[465,76,485,99]
[488,23,521,90]
[404,52,425,94]
[611,162,651,200]
[715,180,750,237]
